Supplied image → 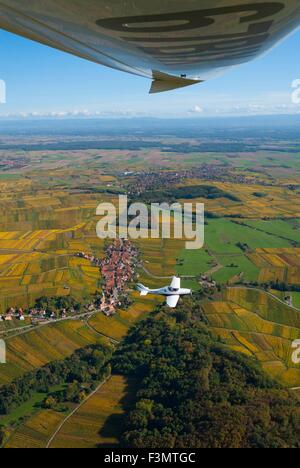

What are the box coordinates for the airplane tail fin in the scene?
[137,283,149,296]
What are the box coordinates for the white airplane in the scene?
[137,276,191,308]
[0,1,300,93]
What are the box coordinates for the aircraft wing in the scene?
[170,277,181,290]
[166,295,180,308]
[1,1,300,93]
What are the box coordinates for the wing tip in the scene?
[150,71,203,94]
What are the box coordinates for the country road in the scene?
[46,376,111,448]
[85,317,120,345]
[229,286,300,312]
[2,310,119,344]
[141,266,195,281]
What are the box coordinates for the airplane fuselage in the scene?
[149,287,191,297]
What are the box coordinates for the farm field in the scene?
[240,219,300,243]
[0,318,31,333]
[176,218,294,283]
[49,376,137,449]
[88,294,155,341]
[202,288,300,387]
[249,248,300,284]
[292,292,300,308]
[187,182,300,218]
[0,383,66,428]
[0,220,105,313]
[4,409,71,449]
[0,319,105,386]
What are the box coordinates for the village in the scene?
[0,239,139,325]
[123,164,272,198]
[77,238,139,316]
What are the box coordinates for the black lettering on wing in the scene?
[96,3,285,34]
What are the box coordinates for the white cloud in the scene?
[188,105,204,114]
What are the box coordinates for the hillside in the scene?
[111,302,300,448]
[202,288,300,386]
[0,319,104,386]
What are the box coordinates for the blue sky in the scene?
[0,27,300,118]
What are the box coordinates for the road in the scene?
[229,286,300,312]
[203,250,223,277]
[2,310,119,344]
[85,317,120,345]
[141,266,195,281]
[46,376,111,449]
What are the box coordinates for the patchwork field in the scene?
[249,248,300,284]
[5,409,70,449]
[0,320,105,386]
[88,293,155,341]
[186,182,300,218]
[176,218,296,283]
[202,288,300,387]
[0,221,107,313]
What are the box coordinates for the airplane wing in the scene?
[1,1,300,93]
[170,277,181,290]
[166,295,180,308]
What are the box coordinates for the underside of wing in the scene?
[1,1,300,92]
[166,295,180,308]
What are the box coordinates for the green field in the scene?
[0,384,66,427]
[292,292,300,308]
[176,218,291,283]
[240,219,300,243]
[0,319,31,333]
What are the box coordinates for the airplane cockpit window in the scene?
[169,287,179,292]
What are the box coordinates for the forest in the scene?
[135,185,240,204]
[112,300,300,449]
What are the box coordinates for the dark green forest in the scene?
[112,300,300,449]
[134,185,240,204]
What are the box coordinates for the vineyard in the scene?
[202,288,300,386]
[248,248,300,284]
[49,376,137,449]
[0,320,105,386]
[5,409,69,449]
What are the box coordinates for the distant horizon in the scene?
[0,112,300,122]
[0,113,300,127]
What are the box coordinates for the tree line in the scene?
[0,342,113,416]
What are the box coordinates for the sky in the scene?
[0,27,300,119]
